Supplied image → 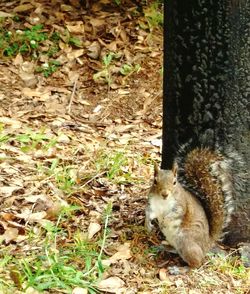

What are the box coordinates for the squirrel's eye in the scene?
[173,179,177,186]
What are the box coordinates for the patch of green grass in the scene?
[14,129,57,152]
[0,127,57,149]
[54,166,76,193]
[46,45,60,58]
[0,134,10,144]
[93,52,117,86]
[144,245,164,256]
[35,60,61,77]
[43,158,77,193]
[85,147,152,185]
[114,0,121,5]
[0,255,14,291]
[13,15,21,23]
[23,24,47,44]
[0,24,48,57]
[95,150,130,182]
[207,252,248,280]
[50,31,60,42]
[69,36,82,47]
[143,1,163,31]
[59,28,83,48]
[21,257,97,293]
[0,123,11,145]
[46,41,60,57]
[93,52,141,86]
[0,204,112,292]
[0,20,62,75]
[120,63,141,76]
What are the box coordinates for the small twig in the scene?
[21,174,55,197]
[70,114,111,126]
[78,171,107,189]
[67,78,78,114]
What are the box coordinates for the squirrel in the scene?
[145,146,238,268]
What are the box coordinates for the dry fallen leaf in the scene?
[66,21,85,34]
[87,222,101,240]
[19,72,37,87]
[13,53,23,66]
[0,186,22,197]
[0,11,13,17]
[188,290,204,294]
[105,40,118,52]
[22,88,50,99]
[67,49,84,61]
[103,242,132,266]
[60,4,75,12]
[87,41,101,59]
[97,276,125,293]
[25,287,41,294]
[109,243,132,262]
[159,268,169,281]
[0,227,19,243]
[13,4,34,12]
[89,18,105,27]
[57,134,71,144]
[15,210,47,222]
[72,287,88,294]
[16,154,35,163]
[0,117,22,129]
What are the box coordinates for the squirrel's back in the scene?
[176,147,235,241]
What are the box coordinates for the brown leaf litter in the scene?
[0,1,249,293]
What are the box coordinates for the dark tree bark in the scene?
[162,0,250,245]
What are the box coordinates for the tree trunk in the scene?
[162,0,250,245]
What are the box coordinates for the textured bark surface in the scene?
[162,0,250,245]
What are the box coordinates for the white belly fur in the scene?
[148,193,184,247]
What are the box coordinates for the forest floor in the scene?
[0,0,249,293]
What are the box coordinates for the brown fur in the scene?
[146,148,235,267]
[184,148,227,240]
[165,180,210,267]
[146,167,211,268]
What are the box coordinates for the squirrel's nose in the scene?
[162,190,170,198]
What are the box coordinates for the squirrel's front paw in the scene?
[145,218,160,233]
[145,217,154,232]
[145,207,156,232]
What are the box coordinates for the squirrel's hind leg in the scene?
[177,237,205,268]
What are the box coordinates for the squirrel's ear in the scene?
[172,162,178,177]
[154,162,160,177]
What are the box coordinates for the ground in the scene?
[0,0,249,293]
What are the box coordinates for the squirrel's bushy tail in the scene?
[176,144,242,241]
